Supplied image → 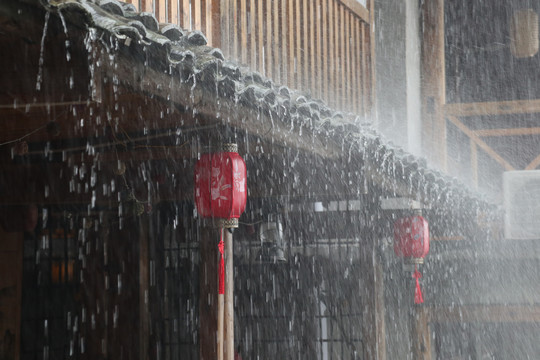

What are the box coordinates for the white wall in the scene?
[375,0,422,156]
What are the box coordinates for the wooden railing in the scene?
[127,0,374,114]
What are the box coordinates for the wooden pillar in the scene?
[139,216,150,360]
[199,227,218,360]
[368,0,376,116]
[421,0,446,169]
[0,228,23,360]
[412,307,432,360]
[210,0,221,48]
[361,233,386,360]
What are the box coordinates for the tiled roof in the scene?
[43,0,494,216]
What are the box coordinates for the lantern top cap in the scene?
[220,143,238,153]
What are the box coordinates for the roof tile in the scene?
[46,0,493,212]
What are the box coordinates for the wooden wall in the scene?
[0,229,23,360]
[125,0,374,114]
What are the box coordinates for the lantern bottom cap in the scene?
[216,218,239,229]
[406,258,424,265]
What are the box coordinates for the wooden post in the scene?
[360,225,386,360]
[412,307,432,360]
[0,228,23,360]
[224,229,234,360]
[421,0,446,169]
[200,227,218,360]
[139,216,150,360]
[210,0,221,48]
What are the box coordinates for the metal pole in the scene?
[224,228,234,360]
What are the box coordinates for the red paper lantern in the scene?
[393,215,429,262]
[194,144,247,228]
[394,215,429,304]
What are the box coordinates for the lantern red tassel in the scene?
[218,229,225,295]
[413,265,424,304]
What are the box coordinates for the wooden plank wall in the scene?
[125,0,373,115]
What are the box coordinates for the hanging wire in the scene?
[0,124,49,147]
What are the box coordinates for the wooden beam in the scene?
[339,0,370,23]
[526,153,540,170]
[427,305,540,323]
[474,127,540,137]
[445,99,540,117]
[446,115,515,171]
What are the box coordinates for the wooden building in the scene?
[1,0,538,359]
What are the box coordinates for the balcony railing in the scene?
[128,0,373,114]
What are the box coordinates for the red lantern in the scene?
[194,144,247,356]
[394,215,429,261]
[394,215,429,304]
[194,144,247,227]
